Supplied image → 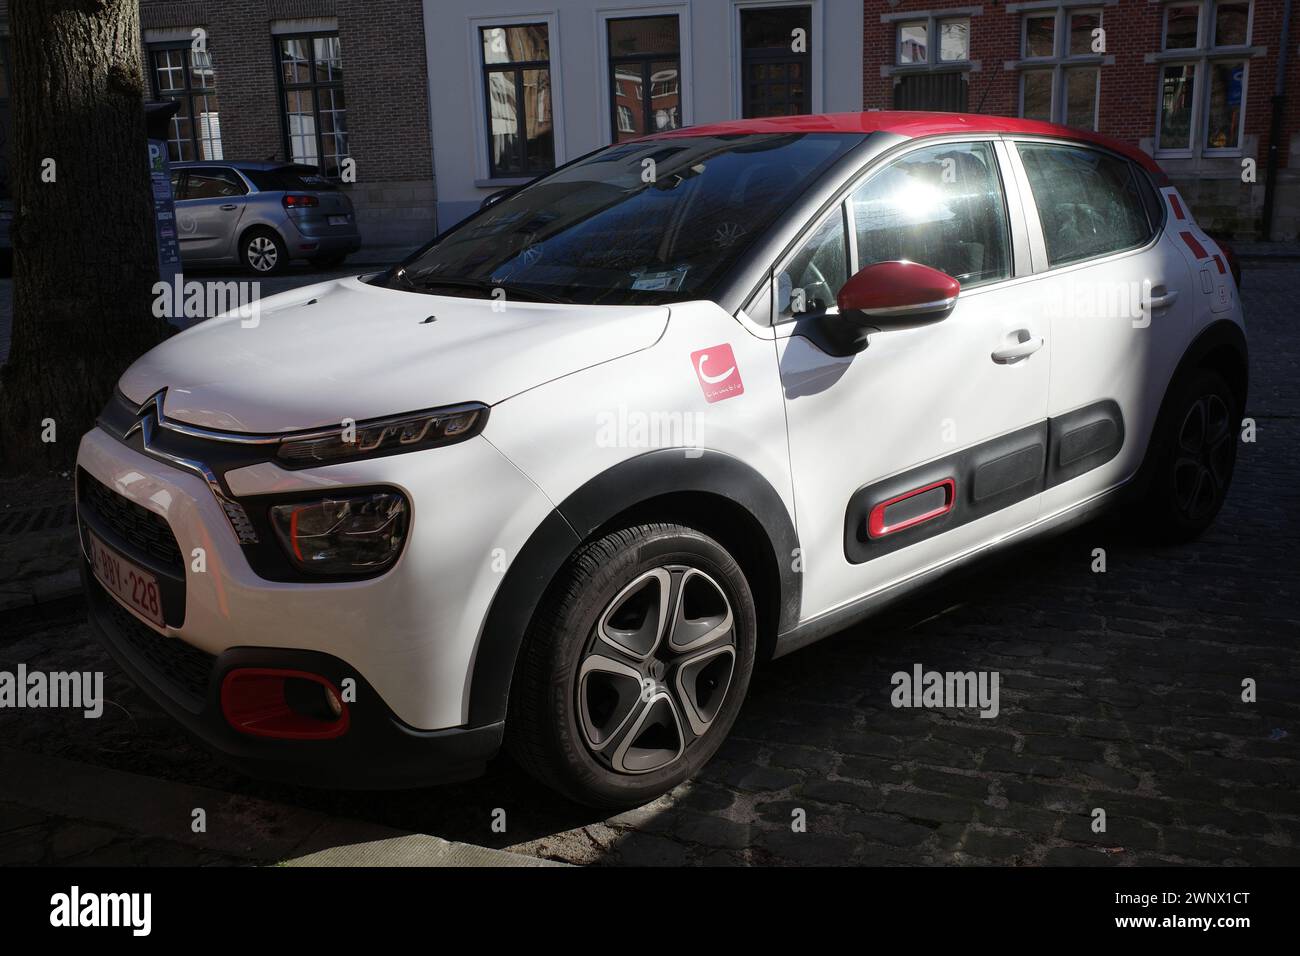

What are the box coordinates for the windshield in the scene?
[384,132,865,306]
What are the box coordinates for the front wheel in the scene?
[1138,367,1239,542]
[506,523,757,808]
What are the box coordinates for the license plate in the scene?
[328,215,348,226]
[87,531,166,630]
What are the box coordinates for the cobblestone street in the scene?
[1,261,1297,866]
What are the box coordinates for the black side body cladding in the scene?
[468,449,801,727]
[843,399,1126,565]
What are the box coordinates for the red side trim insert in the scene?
[1213,254,1226,275]
[1180,230,1208,260]
[868,478,956,539]
[1169,194,1186,220]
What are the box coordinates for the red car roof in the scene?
[648,111,1165,178]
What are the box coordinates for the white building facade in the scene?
[423,0,865,228]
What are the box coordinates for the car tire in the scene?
[242,228,288,276]
[506,522,757,809]
[1137,367,1240,543]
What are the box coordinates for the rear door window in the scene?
[182,168,247,200]
[849,141,1010,287]
[1015,143,1153,267]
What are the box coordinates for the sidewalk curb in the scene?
[0,748,563,867]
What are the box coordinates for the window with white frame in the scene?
[1017,6,1103,130]
[895,14,971,66]
[607,14,681,143]
[1155,1,1251,155]
[479,23,555,177]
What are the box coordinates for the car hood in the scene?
[119,275,670,433]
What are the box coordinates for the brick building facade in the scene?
[138,0,435,247]
[864,0,1300,239]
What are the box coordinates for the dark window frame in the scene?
[606,14,682,143]
[272,31,349,179]
[147,40,222,162]
[739,5,813,118]
[479,22,555,178]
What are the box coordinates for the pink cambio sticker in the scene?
[691,344,744,403]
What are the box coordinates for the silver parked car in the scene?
[170,161,362,275]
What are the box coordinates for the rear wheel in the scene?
[506,523,756,808]
[1137,367,1239,542]
[242,228,287,276]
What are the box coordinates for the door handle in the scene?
[220,203,238,211]
[1147,287,1179,310]
[991,334,1044,364]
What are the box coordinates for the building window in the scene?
[895,15,970,66]
[1016,7,1103,130]
[149,43,222,161]
[740,5,812,118]
[891,15,970,111]
[1156,1,1251,155]
[607,15,681,143]
[480,23,554,178]
[277,34,349,177]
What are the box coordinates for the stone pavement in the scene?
[0,262,1296,866]
[0,748,557,867]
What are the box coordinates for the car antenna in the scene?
[973,66,1000,114]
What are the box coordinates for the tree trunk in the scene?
[0,0,166,472]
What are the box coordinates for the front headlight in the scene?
[276,403,487,469]
[270,492,409,575]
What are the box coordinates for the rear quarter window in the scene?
[1016,143,1153,267]
[244,166,339,191]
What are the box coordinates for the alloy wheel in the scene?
[1173,393,1232,522]
[577,565,737,775]
[247,235,279,272]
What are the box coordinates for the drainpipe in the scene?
[1262,0,1293,240]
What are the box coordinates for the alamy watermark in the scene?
[596,404,705,458]
[0,665,103,718]
[890,663,1000,718]
[152,273,262,327]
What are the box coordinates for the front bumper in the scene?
[83,561,502,788]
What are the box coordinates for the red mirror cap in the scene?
[837,261,961,316]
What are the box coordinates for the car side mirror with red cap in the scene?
[797,261,961,357]
[836,260,961,329]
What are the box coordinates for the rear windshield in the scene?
[384,132,865,306]
[244,166,339,192]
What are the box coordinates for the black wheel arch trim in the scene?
[1130,319,1248,499]
[1170,320,1249,410]
[467,449,800,727]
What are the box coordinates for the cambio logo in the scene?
[50,886,151,936]
[596,405,705,458]
[891,663,1000,718]
[0,666,103,718]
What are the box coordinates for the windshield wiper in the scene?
[409,275,570,304]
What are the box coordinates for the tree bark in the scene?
[0,0,167,472]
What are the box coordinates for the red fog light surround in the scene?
[221,668,350,740]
